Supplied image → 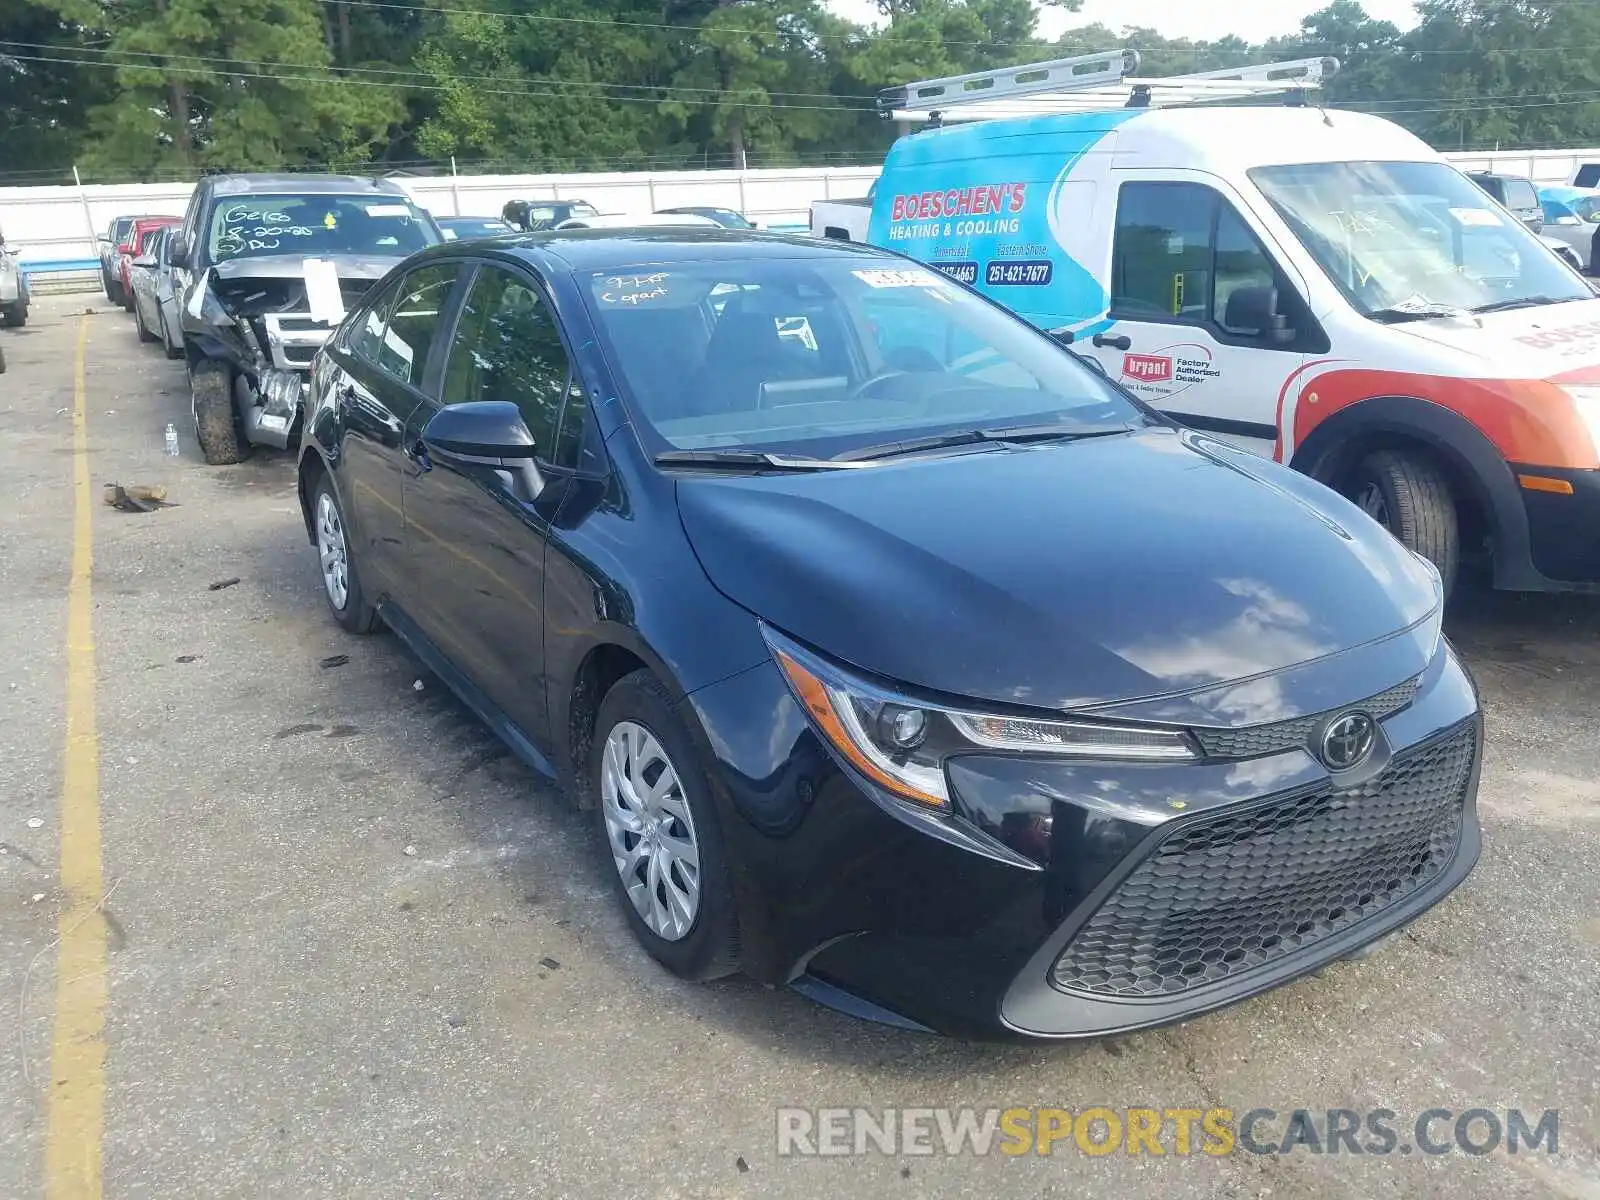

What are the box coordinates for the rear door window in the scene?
[368,264,461,387]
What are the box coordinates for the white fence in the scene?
[0,166,882,270]
[1,146,1596,273]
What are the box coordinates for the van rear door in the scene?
[1077,173,1323,459]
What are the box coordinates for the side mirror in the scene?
[1047,326,1076,346]
[1222,285,1294,345]
[168,232,191,268]
[421,401,543,500]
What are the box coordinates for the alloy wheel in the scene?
[316,491,349,611]
[601,720,702,941]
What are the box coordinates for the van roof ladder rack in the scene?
[880,54,1340,125]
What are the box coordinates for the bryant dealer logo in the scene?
[1122,353,1173,383]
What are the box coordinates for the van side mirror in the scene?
[1223,285,1295,345]
[168,232,191,268]
[1048,326,1076,346]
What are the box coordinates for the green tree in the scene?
[36,0,404,175]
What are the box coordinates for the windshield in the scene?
[207,193,438,264]
[584,257,1143,457]
[1251,161,1589,316]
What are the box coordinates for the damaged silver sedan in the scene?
[166,174,440,464]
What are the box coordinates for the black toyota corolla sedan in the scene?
[296,229,1482,1039]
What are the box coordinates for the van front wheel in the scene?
[1347,450,1459,597]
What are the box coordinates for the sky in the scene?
[823,0,1421,44]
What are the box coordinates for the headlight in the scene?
[1562,385,1600,457]
[763,626,1196,812]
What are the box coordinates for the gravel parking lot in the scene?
[1,293,1597,1199]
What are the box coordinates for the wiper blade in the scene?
[835,422,1133,463]
[653,449,872,471]
[1366,305,1473,325]
[1471,295,1565,314]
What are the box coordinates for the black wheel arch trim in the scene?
[1288,393,1542,591]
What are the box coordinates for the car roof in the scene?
[204,173,413,197]
[478,228,902,271]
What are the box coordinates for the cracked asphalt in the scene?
[0,293,1596,1199]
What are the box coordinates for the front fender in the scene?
[1289,393,1538,590]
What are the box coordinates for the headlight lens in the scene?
[763,626,1197,812]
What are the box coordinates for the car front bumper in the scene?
[688,640,1480,1039]
[1511,465,1600,586]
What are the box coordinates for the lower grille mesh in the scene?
[1051,721,1476,998]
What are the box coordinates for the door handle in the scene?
[1092,333,1132,351]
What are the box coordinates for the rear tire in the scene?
[190,360,248,465]
[134,301,156,343]
[160,313,183,359]
[1347,449,1459,597]
[1,303,23,329]
[590,670,740,982]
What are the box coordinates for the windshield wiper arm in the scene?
[1471,295,1566,314]
[653,449,872,471]
[835,422,1134,463]
[1366,304,1474,325]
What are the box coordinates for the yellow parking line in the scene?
[43,316,106,1200]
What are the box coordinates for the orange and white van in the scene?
[863,53,1600,593]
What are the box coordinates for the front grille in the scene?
[1191,676,1422,761]
[1051,720,1476,998]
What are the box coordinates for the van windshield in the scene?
[1251,161,1589,317]
[584,258,1142,457]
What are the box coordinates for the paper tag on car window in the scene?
[303,258,345,324]
[852,269,941,289]
[1450,207,1502,227]
[365,204,412,218]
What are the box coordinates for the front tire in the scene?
[591,671,740,982]
[1,303,23,329]
[190,360,248,465]
[312,478,377,633]
[1347,449,1459,596]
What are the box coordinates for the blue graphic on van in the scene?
[867,110,1143,336]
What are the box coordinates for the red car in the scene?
[117,216,181,311]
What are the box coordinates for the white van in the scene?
[863,53,1600,595]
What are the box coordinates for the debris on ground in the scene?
[208,577,241,591]
[319,654,350,669]
[402,845,418,857]
[102,483,175,512]
[539,957,561,971]
[25,818,43,830]
[176,654,199,664]
[412,679,425,692]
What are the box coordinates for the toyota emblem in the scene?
[1319,712,1376,771]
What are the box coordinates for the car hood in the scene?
[210,253,403,283]
[675,427,1440,711]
